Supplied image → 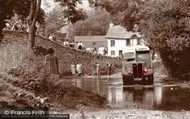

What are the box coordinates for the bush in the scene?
[139,0,190,80]
[160,47,190,79]
[7,66,24,77]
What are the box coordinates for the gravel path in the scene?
[69,108,190,119]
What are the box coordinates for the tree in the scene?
[27,0,42,49]
[0,0,44,47]
[89,0,144,31]
[45,7,67,37]
[93,0,190,79]
[55,0,87,24]
[45,5,87,37]
[0,0,85,48]
[28,0,87,48]
[73,9,111,36]
[138,0,190,79]
[0,0,30,42]
[44,0,88,37]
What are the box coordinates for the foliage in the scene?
[55,0,87,24]
[89,0,129,14]
[138,0,190,79]
[93,0,190,79]
[0,0,44,41]
[45,0,88,37]
[0,0,27,40]
[73,9,110,36]
[89,0,144,31]
[45,7,67,36]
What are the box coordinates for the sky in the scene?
[41,0,91,13]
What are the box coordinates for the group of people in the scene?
[63,40,69,47]
[44,48,113,80]
[95,61,112,76]
[48,34,56,42]
[5,22,27,32]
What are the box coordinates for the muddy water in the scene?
[65,78,190,111]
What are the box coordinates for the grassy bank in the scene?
[0,72,106,111]
[0,31,122,77]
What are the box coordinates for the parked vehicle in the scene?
[122,45,154,85]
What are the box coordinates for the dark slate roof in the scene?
[58,25,69,33]
[105,25,142,39]
[57,23,73,34]
[74,36,106,42]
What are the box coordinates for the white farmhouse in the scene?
[105,24,145,57]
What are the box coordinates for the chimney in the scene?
[109,23,114,28]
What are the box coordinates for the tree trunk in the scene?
[0,20,4,43]
[0,28,3,43]
[29,25,37,48]
[28,0,41,49]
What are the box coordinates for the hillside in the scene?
[0,31,122,77]
[0,31,120,111]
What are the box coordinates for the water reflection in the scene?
[155,86,190,111]
[114,87,154,109]
[69,78,190,111]
[154,86,162,106]
[108,87,123,104]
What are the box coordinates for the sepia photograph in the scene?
[0,0,190,118]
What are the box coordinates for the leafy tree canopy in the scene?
[0,0,44,40]
[138,0,190,78]
[55,0,87,24]
[73,9,111,36]
[89,0,145,31]
[45,1,87,37]
[93,0,190,79]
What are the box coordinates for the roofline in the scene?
[74,41,107,42]
[74,35,106,37]
[105,37,143,40]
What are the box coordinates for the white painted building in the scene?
[105,24,145,57]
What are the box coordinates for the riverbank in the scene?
[1,71,190,119]
[0,72,106,111]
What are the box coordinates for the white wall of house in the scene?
[107,38,144,57]
[108,39,126,57]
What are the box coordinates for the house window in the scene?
[119,50,123,58]
[137,39,141,45]
[111,40,115,47]
[92,42,96,46]
[126,39,130,46]
[111,50,115,56]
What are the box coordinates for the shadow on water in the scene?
[64,78,190,111]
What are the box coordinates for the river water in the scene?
[64,77,190,111]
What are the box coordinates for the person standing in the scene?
[107,61,112,75]
[49,34,56,42]
[63,39,69,47]
[96,63,101,76]
[44,48,60,79]
[77,41,83,50]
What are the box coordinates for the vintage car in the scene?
[122,45,154,85]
